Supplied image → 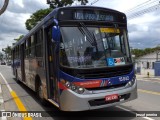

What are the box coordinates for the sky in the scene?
[0,0,160,52]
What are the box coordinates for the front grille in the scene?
[60,64,133,79]
[76,65,132,79]
[89,93,130,106]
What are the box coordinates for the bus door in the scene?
[20,43,25,82]
[12,49,16,75]
[46,27,59,103]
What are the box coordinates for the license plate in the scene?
[105,94,119,102]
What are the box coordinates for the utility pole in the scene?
[90,0,100,5]
[0,0,9,15]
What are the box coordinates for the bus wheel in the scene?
[37,82,47,105]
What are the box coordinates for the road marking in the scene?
[117,106,155,120]
[0,72,12,91]
[137,79,160,84]
[0,72,32,120]
[138,89,160,95]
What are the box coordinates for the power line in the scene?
[126,0,158,14]
[126,0,160,19]
[90,0,100,5]
[127,4,160,19]
[125,0,153,13]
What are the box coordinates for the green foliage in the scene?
[25,8,53,30]
[0,52,3,61]
[131,46,160,58]
[49,0,88,7]
[25,0,88,30]
[2,46,12,60]
[14,35,24,42]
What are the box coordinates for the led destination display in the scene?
[74,10,114,21]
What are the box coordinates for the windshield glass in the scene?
[60,26,131,68]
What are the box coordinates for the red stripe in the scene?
[74,80,102,88]
[58,82,68,90]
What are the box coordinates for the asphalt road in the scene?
[0,65,160,120]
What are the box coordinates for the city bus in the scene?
[11,6,137,111]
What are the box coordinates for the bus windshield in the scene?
[60,26,131,68]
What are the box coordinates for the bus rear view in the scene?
[57,6,137,111]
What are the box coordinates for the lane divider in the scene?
[138,89,160,96]
[0,72,32,120]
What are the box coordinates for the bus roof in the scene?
[12,6,126,49]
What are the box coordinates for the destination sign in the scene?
[74,10,115,21]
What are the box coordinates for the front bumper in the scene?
[59,79,137,111]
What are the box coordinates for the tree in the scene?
[25,0,88,30]
[14,35,24,42]
[0,52,3,61]
[131,46,160,58]
[25,8,53,30]
[2,46,12,61]
[47,0,88,7]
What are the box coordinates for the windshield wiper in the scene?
[78,22,97,47]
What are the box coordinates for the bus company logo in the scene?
[114,58,124,63]
[114,57,125,65]
[107,57,125,66]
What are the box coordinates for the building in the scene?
[135,51,160,76]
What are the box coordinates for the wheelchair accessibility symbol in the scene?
[107,58,115,66]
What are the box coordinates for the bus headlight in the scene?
[77,87,85,94]
[63,80,85,94]
[126,76,136,87]
[71,85,77,91]
[65,81,71,88]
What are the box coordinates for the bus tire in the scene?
[37,81,47,106]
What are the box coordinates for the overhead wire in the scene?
[125,0,154,13]
[90,0,100,5]
[125,0,160,19]
[127,4,160,19]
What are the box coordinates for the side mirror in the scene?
[52,26,60,42]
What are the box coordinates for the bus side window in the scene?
[24,41,27,58]
[35,29,43,57]
[30,35,35,57]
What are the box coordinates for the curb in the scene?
[136,76,160,81]
[0,84,7,120]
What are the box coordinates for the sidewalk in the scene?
[0,84,7,120]
[0,83,7,120]
[136,74,160,80]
